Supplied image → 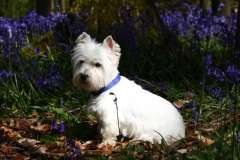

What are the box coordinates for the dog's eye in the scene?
[80,60,84,64]
[95,63,101,67]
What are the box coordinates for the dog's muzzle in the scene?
[80,73,89,83]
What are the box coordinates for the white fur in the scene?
[72,32,185,146]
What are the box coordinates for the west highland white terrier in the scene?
[72,32,185,146]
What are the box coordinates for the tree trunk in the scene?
[36,0,51,17]
[12,0,15,18]
[212,0,231,17]
[200,0,212,13]
[218,0,231,17]
[60,0,66,13]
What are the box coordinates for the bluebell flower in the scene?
[193,111,199,123]
[59,121,65,136]
[188,102,199,122]
[229,93,234,100]
[52,119,58,130]
[212,87,222,97]
[65,139,81,158]
[55,2,60,9]
[228,105,234,114]
[75,98,79,102]
[218,2,225,11]
[202,54,212,68]
[0,70,16,82]
[1,103,6,107]
[238,132,240,143]
[60,99,64,108]
[188,102,196,109]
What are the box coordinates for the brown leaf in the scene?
[18,139,40,147]
[51,147,66,153]
[197,135,213,146]
[75,140,84,150]
[185,134,195,142]
[98,143,113,150]
[58,136,66,141]
[0,126,18,138]
[0,145,11,155]
[83,141,98,150]
[32,110,38,116]
[14,153,25,160]
[19,118,31,129]
[177,148,189,154]
[35,146,47,154]
[173,100,184,108]
[186,92,194,100]
[30,123,51,132]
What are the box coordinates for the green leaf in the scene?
[40,135,57,144]
[87,113,96,120]
[188,150,207,160]
[49,107,74,122]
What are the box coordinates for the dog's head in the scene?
[72,32,121,91]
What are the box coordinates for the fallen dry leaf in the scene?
[18,139,40,147]
[185,134,195,142]
[30,123,51,132]
[177,148,189,154]
[14,153,25,160]
[35,146,47,154]
[173,100,184,108]
[186,92,194,100]
[32,110,38,116]
[197,135,213,146]
[58,136,66,141]
[18,118,31,129]
[0,145,11,155]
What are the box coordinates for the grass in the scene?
[0,3,240,159]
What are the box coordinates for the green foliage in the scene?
[40,134,59,144]
[188,139,237,160]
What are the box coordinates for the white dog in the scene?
[72,32,185,146]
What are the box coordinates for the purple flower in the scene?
[55,2,60,9]
[65,139,81,158]
[75,98,79,102]
[0,70,16,82]
[59,121,65,136]
[188,102,198,122]
[52,119,58,130]
[218,2,225,11]
[212,87,222,97]
[202,54,212,68]
[238,132,240,143]
[193,111,199,123]
[60,99,64,108]
[228,105,234,114]
[188,102,196,109]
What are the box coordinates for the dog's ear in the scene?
[75,32,91,44]
[103,36,121,66]
[103,36,121,55]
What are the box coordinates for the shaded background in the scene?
[0,0,238,19]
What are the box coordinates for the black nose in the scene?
[80,74,88,81]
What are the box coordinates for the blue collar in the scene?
[91,74,121,96]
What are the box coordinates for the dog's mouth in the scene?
[82,80,88,84]
[79,77,88,84]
